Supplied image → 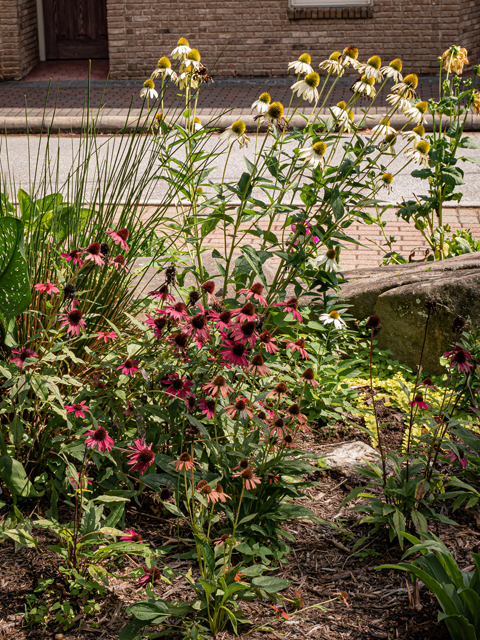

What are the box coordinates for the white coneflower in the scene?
[405,139,431,165]
[471,90,480,115]
[182,49,202,71]
[351,75,376,98]
[375,172,394,193]
[319,51,345,76]
[177,72,199,90]
[140,79,158,100]
[379,133,397,153]
[319,309,346,330]
[341,46,361,69]
[291,72,320,103]
[403,100,429,125]
[172,37,192,59]
[386,93,411,112]
[151,57,178,81]
[298,140,327,169]
[219,119,250,148]
[316,247,340,272]
[403,125,426,143]
[357,55,383,82]
[371,116,396,137]
[191,116,203,131]
[330,101,354,132]
[195,187,207,203]
[391,73,418,99]
[251,92,270,114]
[288,53,313,75]
[263,101,285,126]
[442,45,469,75]
[380,58,403,82]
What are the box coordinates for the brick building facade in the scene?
[1,0,480,80]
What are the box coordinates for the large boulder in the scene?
[340,253,480,374]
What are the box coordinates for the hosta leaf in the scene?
[0,217,31,319]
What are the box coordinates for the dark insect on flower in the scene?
[452,316,465,333]
[63,283,76,299]
[188,290,201,306]
[165,264,177,285]
[366,314,382,332]
[425,299,437,312]
[100,242,110,257]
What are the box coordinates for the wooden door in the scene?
[43,0,108,59]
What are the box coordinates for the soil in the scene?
[1,391,478,640]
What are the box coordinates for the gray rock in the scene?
[340,252,480,374]
[322,441,387,477]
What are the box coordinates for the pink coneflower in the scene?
[182,313,210,344]
[419,377,437,390]
[221,340,249,367]
[120,529,143,543]
[238,283,267,306]
[202,375,233,398]
[199,398,216,419]
[214,533,232,546]
[215,484,230,503]
[95,330,118,342]
[448,347,474,373]
[445,451,467,469]
[266,382,290,399]
[70,472,92,490]
[145,314,168,339]
[159,301,189,322]
[300,367,319,388]
[168,332,190,357]
[34,279,59,295]
[287,403,308,424]
[232,302,256,323]
[409,393,431,411]
[61,249,84,265]
[247,353,270,377]
[224,397,254,419]
[10,347,39,370]
[136,566,161,589]
[196,481,222,504]
[162,373,194,399]
[209,309,233,331]
[282,434,296,449]
[201,281,219,305]
[173,452,197,471]
[148,284,175,302]
[286,337,310,359]
[66,401,90,418]
[82,242,104,266]
[270,417,289,437]
[230,321,257,347]
[111,254,129,272]
[106,227,130,252]
[273,297,302,322]
[84,426,114,452]
[117,359,140,376]
[259,331,279,354]
[185,395,196,411]
[233,467,261,490]
[290,221,319,246]
[59,308,86,337]
[127,439,155,474]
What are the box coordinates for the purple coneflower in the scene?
[95,330,118,342]
[162,373,194,399]
[66,401,90,418]
[221,339,249,367]
[59,308,86,337]
[273,297,302,322]
[145,314,168,339]
[106,227,130,252]
[182,312,210,344]
[215,484,230,503]
[136,566,161,589]
[247,353,270,377]
[448,347,474,373]
[61,249,84,265]
[224,397,254,419]
[196,481,222,504]
[199,398,216,419]
[419,377,437,390]
[34,279,59,295]
[266,382,290,399]
[230,320,257,347]
[148,284,175,302]
[117,359,140,376]
[408,393,431,411]
[127,439,155,474]
[201,280,219,305]
[282,434,296,449]
[184,395,196,411]
[300,367,319,388]
[238,283,267,306]
[173,452,197,471]
[168,332,190,357]
[209,309,233,331]
[232,302,256,323]
[10,347,39,370]
[84,426,114,452]
[121,529,143,543]
[286,337,310,359]
[111,254,129,272]
[233,467,261,490]
[82,242,104,266]
[159,301,189,322]
[259,330,279,354]
[214,533,232,546]
[202,375,233,398]
[287,402,308,424]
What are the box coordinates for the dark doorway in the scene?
[43,0,108,60]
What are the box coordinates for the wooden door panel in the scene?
[43,0,108,59]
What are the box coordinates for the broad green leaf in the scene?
[88,565,109,585]
[251,576,290,592]
[128,600,169,621]
[240,245,268,289]
[0,217,31,318]
[0,455,39,497]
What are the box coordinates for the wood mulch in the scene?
[1,393,477,639]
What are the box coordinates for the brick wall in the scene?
[0,0,39,80]
[106,0,480,79]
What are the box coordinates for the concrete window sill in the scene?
[287,6,374,19]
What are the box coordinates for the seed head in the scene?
[367,55,381,69]
[452,316,465,332]
[329,310,340,319]
[231,120,246,135]
[389,58,403,72]
[251,354,264,366]
[415,101,428,114]
[416,140,430,155]
[298,53,311,64]
[100,242,110,256]
[63,283,76,298]
[413,125,425,136]
[305,72,320,88]
[302,367,315,380]
[404,73,419,88]
[382,172,393,185]
[187,49,201,62]
[165,264,177,284]
[312,141,327,156]
[343,46,359,60]
[143,78,155,89]
[267,102,284,120]
[157,56,171,69]
[329,51,342,61]
[189,290,201,306]
[177,37,190,46]
[366,314,382,331]
[160,487,172,501]
[259,92,271,104]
